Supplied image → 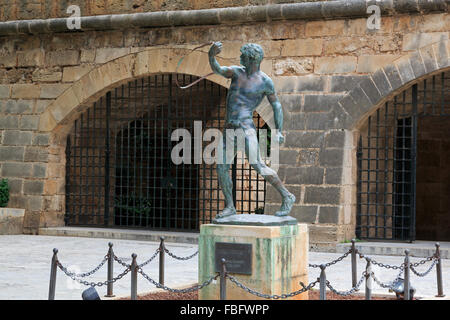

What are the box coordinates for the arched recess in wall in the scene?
[37,48,276,230]
[64,74,270,231]
[338,38,450,242]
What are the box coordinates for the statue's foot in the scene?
[215,207,237,219]
[275,193,296,217]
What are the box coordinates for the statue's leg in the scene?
[215,130,237,219]
[244,127,295,217]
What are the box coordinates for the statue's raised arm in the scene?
[208,42,235,79]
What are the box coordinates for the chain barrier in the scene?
[138,248,161,268]
[56,260,131,288]
[309,248,352,269]
[357,251,405,270]
[410,258,438,277]
[137,267,219,293]
[325,272,366,296]
[409,254,437,268]
[54,254,109,278]
[369,269,404,290]
[163,247,199,261]
[113,254,132,268]
[226,274,319,299]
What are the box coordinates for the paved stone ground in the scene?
[0,235,448,300]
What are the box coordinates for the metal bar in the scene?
[404,249,411,300]
[130,253,138,300]
[48,248,58,300]
[365,258,372,300]
[159,237,165,285]
[104,92,111,226]
[351,239,357,288]
[411,84,418,242]
[105,242,115,297]
[220,258,227,300]
[435,243,445,297]
[319,265,326,300]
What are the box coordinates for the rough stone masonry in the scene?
[0,0,449,250]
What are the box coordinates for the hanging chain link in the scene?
[369,269,404,290]
[226,274,319,299]
[57,260,131,287]
[137,267,219,293]
[163,247,199,261]
[325,272,366,296]
[55,254,109,278]
[357,251,405,270]
[309,248,352,269]
[113,254,132,268]
[138,248,161,268]
[410,258,438,277]
[409,254,436,268]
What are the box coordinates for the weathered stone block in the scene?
[1,163,32,178]
[330,75,367,92]
[19,115,40,130]
[290,206,317,223]
[95,47,130,64]
[23,180,44,195]
[371,70,393,98]
[32,133,50,146]
[6,179,23,194]
[318,206,340,224]
[2,130,33,146]
[319,149,344,167]
[0,85,11,98]
[279,95,302,112]
[284,167,324,185]
[305,20,345,37]
[62,64,95,82]
[356,55,400,73]
[274,75,326,93]
[324,130,345,148]
[24,147,49,162]
[0,208,25,235]
[32,163,47,178]
[304,95,344,113]
[402,32,448,51]
[274,58,313,76]
[304,186,340,205]
[11,85,41,99]
[325,167,343,185]
[40,84,71,99]
[359,77,382,105]
[0,115,19,129]
[0,146,24,161]
[281,38,323,56]
[285,131,324,148]
[382,64,403,91]
[284,113,306,130]
[45,50,80,66]
[298,149,318,166]
[17,49,44,67]
[315,56,357,74]
[279,149,299,165]
[3,100,33,114]
[31,68,63,82]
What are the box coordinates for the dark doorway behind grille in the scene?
[65,74,268,231]
[357,71,450,241]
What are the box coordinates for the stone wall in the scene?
[0,0,329,22]
[0,9,449,247]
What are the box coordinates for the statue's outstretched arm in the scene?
[209,42,234,79]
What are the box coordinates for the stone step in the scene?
[38,227,199,245]
[336,240,450,259]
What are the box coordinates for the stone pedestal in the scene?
[198,222,308,300]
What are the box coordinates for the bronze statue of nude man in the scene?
[209,42,296,219]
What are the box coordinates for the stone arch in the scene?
[339,38,450,131]
[337,38,450,240]
[38,47,275,135]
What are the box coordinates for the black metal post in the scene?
[319,264,326,300]
[220,258,227,300]
[365,258,372,300]
[104,91,111,227]
[435,243,445,297]
[404,250,411,300]
[48,248,58,300]
[159,237,165,285]
[351,239,357,288]
[131,253,138,300]
[105,242,115,297]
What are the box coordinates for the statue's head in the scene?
[240,43,264,67]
